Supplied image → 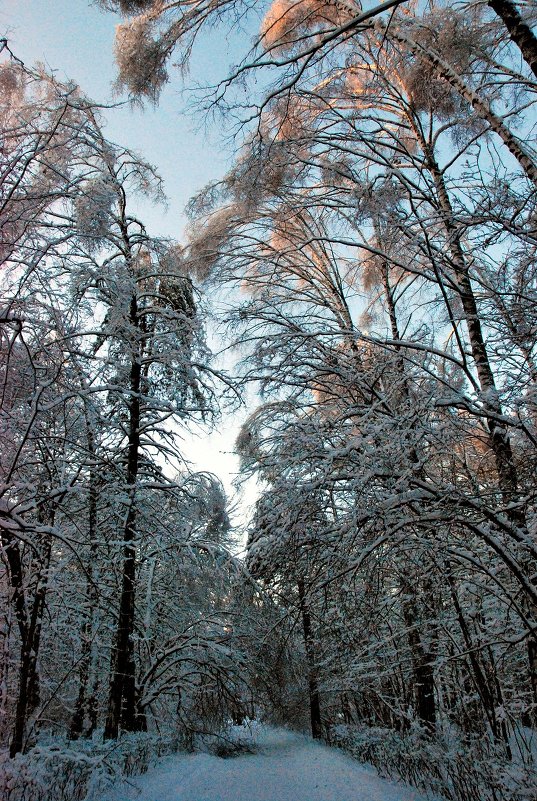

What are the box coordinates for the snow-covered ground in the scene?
[103,725,427,801]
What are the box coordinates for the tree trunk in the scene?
[401,581,436,731]
[9,527,52,756]
[70,418,99,740]
[488,0,537,79]
[389,27,537,186]
[407,121,524,521]
[104,292,142,740]
[297,579,322,739]
[379,260,436,731]
[411,133,537,716]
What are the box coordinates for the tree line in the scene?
[0,59,265,761]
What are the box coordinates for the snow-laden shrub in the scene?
[0,732,180,801]
[0,746,114,801]
[200,720,259,759]
[330,723,537,801]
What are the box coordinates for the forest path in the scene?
[105,726,427,801]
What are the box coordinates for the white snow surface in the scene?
[103,725,427,801]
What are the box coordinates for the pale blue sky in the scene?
[1,0,250,237]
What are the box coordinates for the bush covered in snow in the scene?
[0,732,181,801]
[330,724,537,801]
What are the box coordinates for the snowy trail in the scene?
[104,727,426,801]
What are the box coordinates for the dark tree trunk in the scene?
[415,139,523,513]
[70,419,99,740]
[104,292,142,740]
[413,142,537,715]
[488,0,537,79]
[401,587,436,731]
[393,28,537,185]
[2,526,28,757]
[8,526,52,756]
[381,267,436,731]
[297,580,322,739]
[69,628,90,741]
